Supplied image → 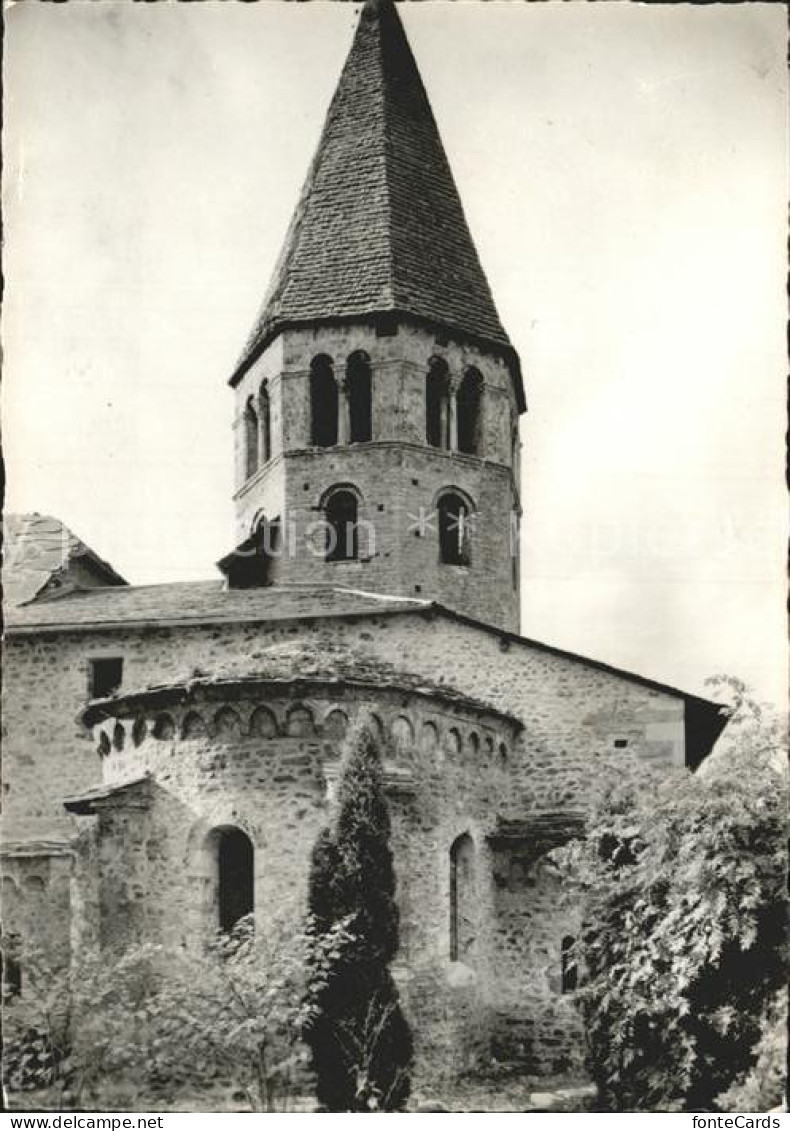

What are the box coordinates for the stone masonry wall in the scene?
[233,321,522,630]
[80,681,520,1075]
[3,607,686,1078]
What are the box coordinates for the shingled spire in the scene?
[231,0,522,405]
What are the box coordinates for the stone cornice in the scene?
[81,672,523,732]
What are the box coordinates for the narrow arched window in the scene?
[438,491,472,566]
[347,351,372,443]
[561,935,578,993]
[259,381,271,464]
[217,827,254,934]
[1,933,22,998]
[310,355,338,447]
[450,833,476,962]
[426,357,450,449]
[244,397,259,479]
[324,488,359,562]
[457,368,484,455]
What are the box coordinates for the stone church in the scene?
[2,0,727,1084]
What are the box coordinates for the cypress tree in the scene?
[305,720,413,1111]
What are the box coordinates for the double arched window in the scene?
[437,490,473,566]
[310,352,374,448]
[426,360,485,455]
[243,380,272,480]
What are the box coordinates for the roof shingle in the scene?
[4,580,428,631]
[2,513,127,608]
[232,0,524,407]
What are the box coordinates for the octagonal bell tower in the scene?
[222,0,526,633]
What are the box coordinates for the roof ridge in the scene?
[377,0,397,311]
[230,0,522,405]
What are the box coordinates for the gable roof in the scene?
[2,513,127,608]
[3,579,428,631]
[231,0,524,409]
[4,575,725,747]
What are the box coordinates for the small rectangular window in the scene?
[89,657,123,698]
[614,738,629,749]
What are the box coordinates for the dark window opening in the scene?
[89,657,123,699]
[346,351,372,443]
[310,355,338,447]
[598,831,643,868]
[457,368,484,455]
[259,381,271,464]
[426,358,450,449]
[614,738,629,749]
[244,398,259,479]
[450,833,475,962]
[268,516,282,557]
[220,517,278,590]
[561,935,578,993]
[218,827,254,934]
[1,937,22,998]
[324,489,359,562]
[438,493,472,566]
[152,713,175,741]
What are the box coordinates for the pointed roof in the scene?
[2,513,127,607]
[231,0,524,408]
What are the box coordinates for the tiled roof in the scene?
[2,513,127,608]
[5,573,727,765]
[232,0,524,408]
[4,580,429,632]
[63,775,152,816]
[82,663,523,730]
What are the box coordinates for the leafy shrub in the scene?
[557,681,788,1111]
[717,993,787,1112]
[3,911,348,1112]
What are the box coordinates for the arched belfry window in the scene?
[438,490,473,566]
[450,833,476,962]
[310,355,338,447]
[259,380,271,464]
[561,935,578,993]
[214,827,254,934]
[323,487,359,562]
[426,357,450,449]
[347,351,372,444]
[244,397,259,479]
[457,368,484,456]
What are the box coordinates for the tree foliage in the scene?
[557,679,788,1112]
[304,720,413,1111]
[3,911,350,1112]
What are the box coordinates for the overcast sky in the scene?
[3,1,787,706]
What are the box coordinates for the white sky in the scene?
[3,1,787,706]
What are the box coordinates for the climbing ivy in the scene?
[556,679,788,1111]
